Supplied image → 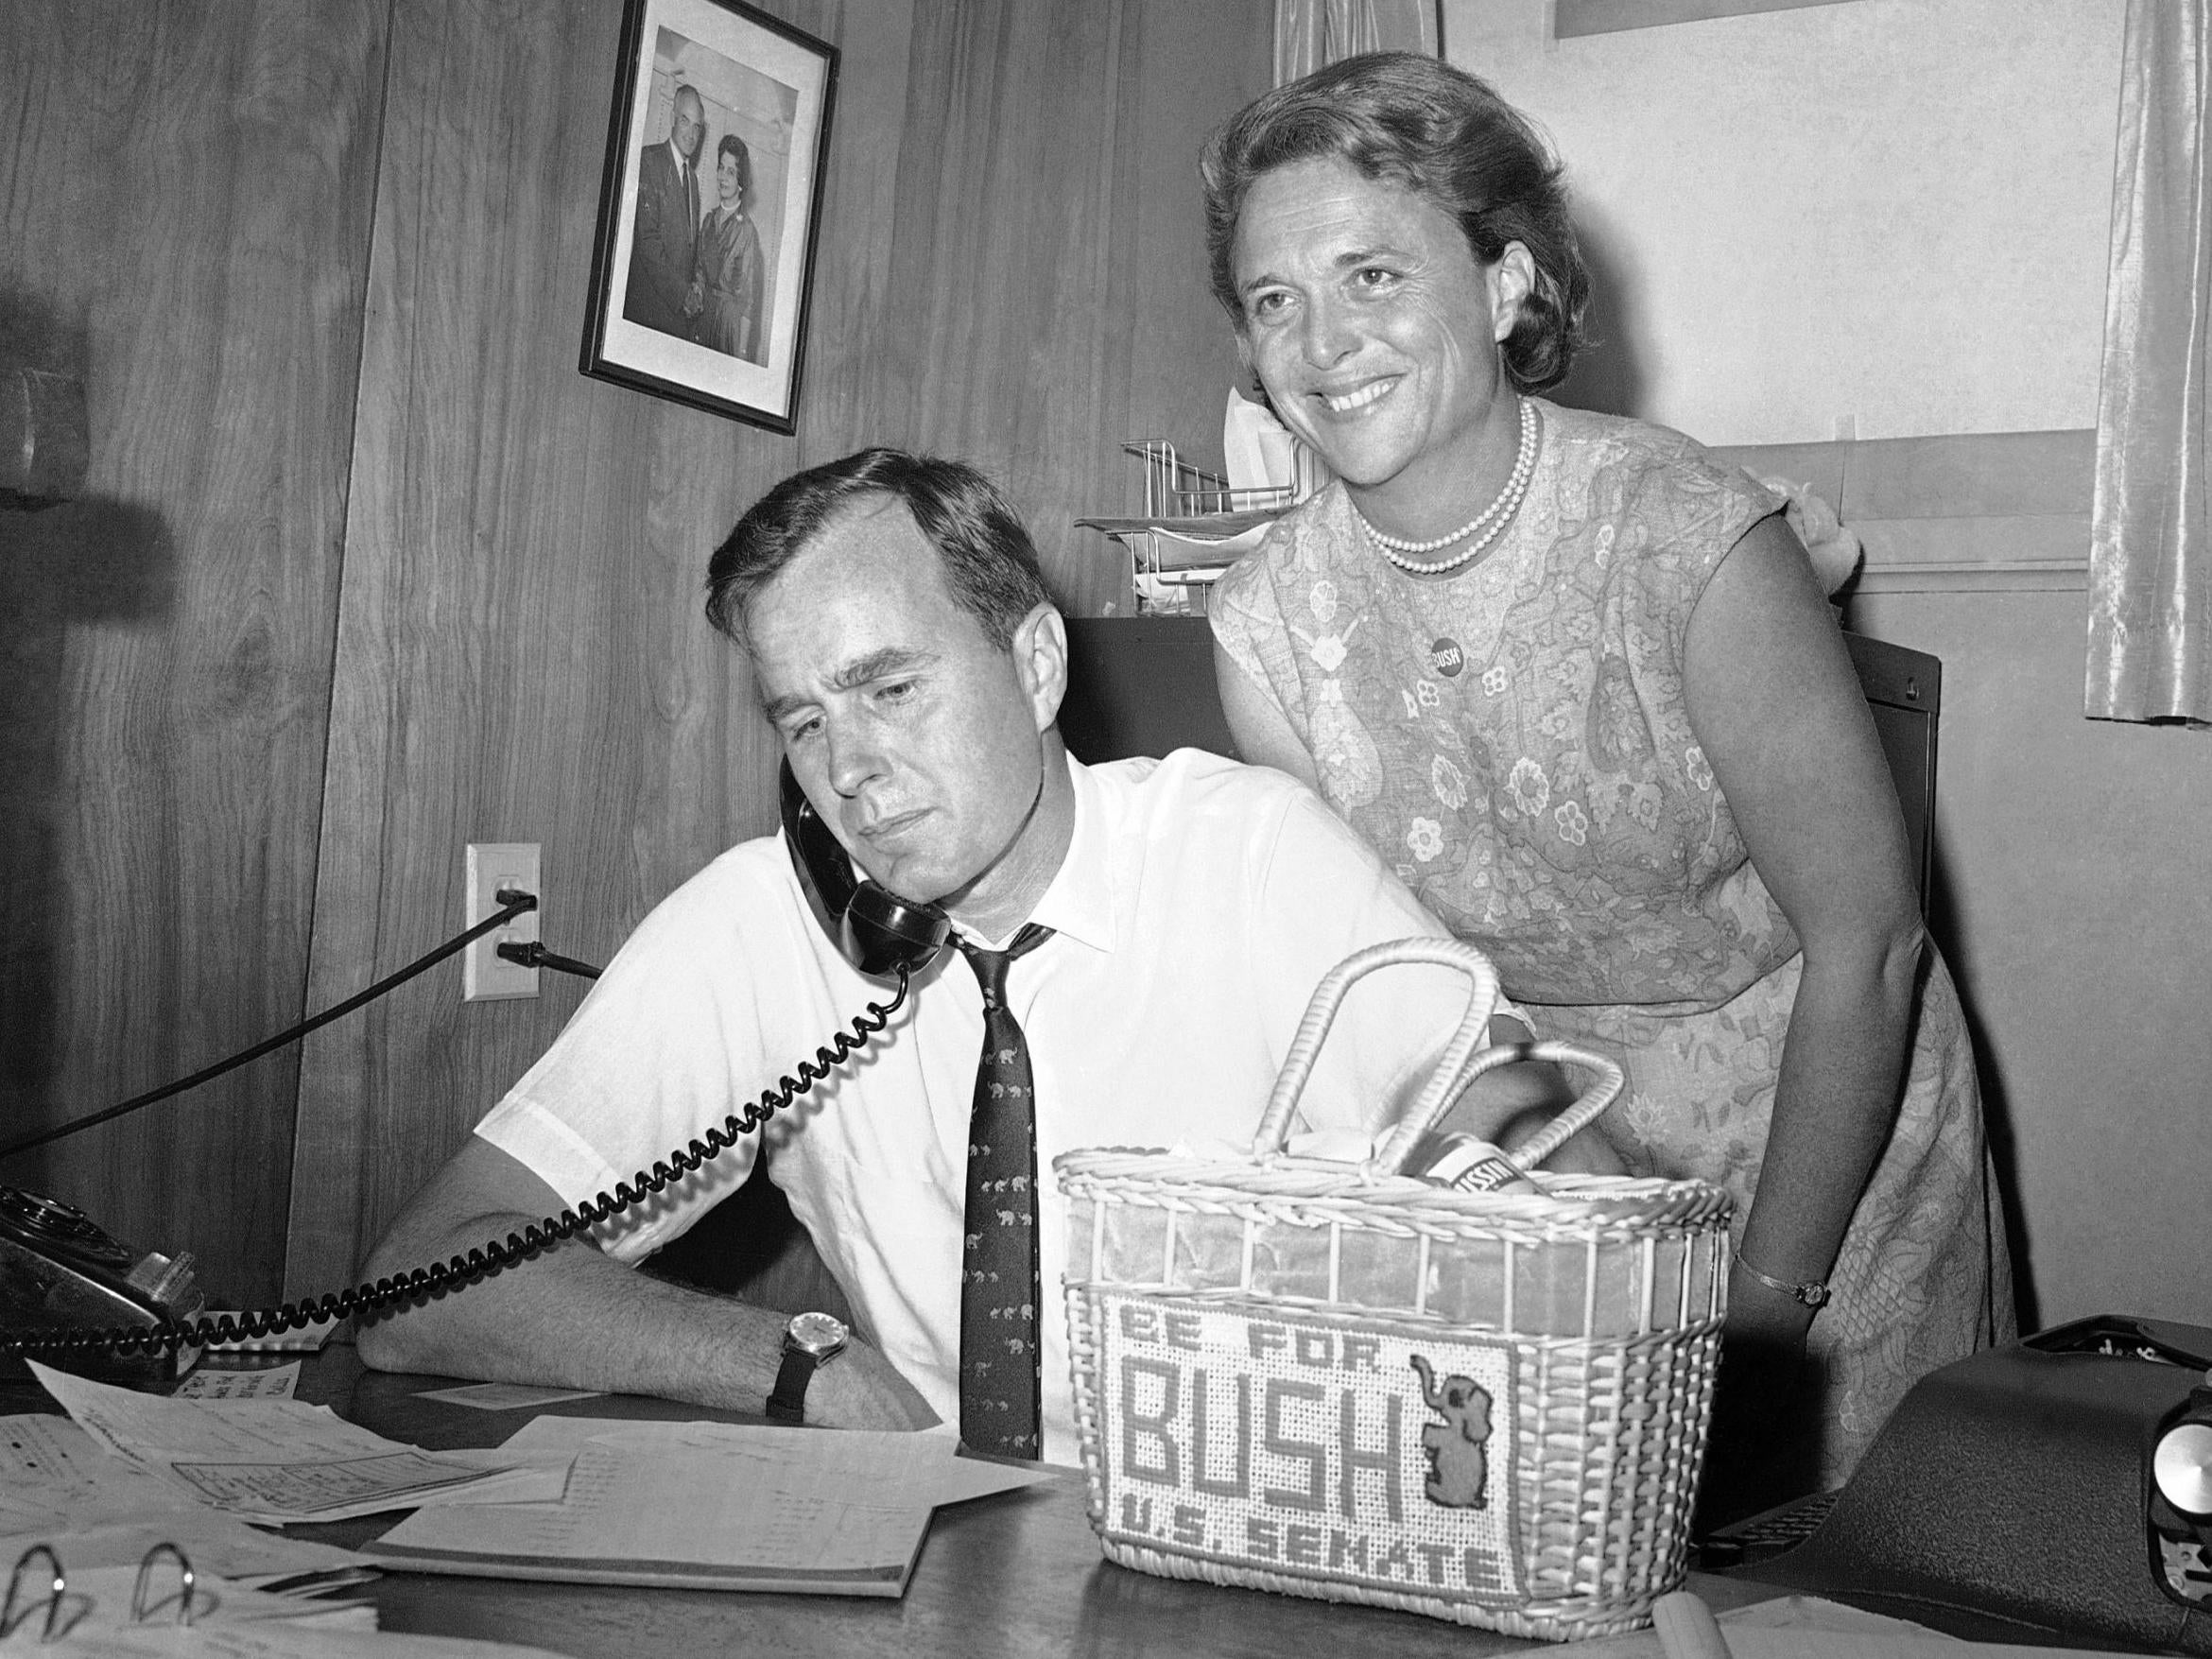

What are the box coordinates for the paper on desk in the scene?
[1552,1594,2157,1659]
[28,1365,571,1524]
[930,1450,1066,1506]
[3,1626,579,1659]
[175,1366,299,1401]
[1719,1634,2154,1659]
[0,1417,366,1581]
[409,1384,600,1412]
[364,1418,1053,1595]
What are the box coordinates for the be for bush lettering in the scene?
[1114,1306,1405,1523]
[1107,1309,1511,1595]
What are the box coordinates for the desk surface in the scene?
[10,1345,1773,1659]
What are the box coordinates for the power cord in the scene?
[0,889,598,1162]
[495,942,601,980]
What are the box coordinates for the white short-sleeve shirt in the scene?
[477,751,1494,1462]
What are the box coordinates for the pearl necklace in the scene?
[1357,399,1537,576]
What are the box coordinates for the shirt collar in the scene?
[1026,755,1115,953]
[957,755,1114,956]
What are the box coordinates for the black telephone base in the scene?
[0,1187,201,1389]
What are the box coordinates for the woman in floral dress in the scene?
[1201,53,2013,1518]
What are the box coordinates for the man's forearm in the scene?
[355,1218,786,1410]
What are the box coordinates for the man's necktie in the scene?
[956,924,1052,1459]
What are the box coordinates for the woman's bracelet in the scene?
[1733,1254,1832,1308]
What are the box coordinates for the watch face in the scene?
[788,1310,848,1357]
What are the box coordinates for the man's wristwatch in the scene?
[766,1311,848,1424]
[1735,1256,1833,1309]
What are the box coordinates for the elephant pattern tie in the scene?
[955,924,1051,1458]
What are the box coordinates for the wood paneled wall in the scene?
[0,3,386,1303]
[282,0,1270,1296]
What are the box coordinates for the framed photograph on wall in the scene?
[581,0,837,434]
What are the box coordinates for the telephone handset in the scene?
[779,759,951,978]
[2,770,942,1375]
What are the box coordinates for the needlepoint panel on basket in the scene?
[1089,1290,1526,1607]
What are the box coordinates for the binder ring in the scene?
[130,1542,196,1627]
[3,1544,64,1644]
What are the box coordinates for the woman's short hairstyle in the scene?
[1200,51,1589,394]
[717,131,752,200]
[705,448,1050,650]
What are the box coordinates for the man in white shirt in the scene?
[359,449,1557,1460]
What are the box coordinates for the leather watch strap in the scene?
[766,1311,846,1425]
[767,1347,816,1424]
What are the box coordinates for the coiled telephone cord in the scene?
[0,969,911,1363]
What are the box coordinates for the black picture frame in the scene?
[580,0,837,434]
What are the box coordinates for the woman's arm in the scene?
[1681,513,1924,1351]
[1214,639,1322,788]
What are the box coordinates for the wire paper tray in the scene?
[1053,940,1733,1639]
[1076,441,1296,614]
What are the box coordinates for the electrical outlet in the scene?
[464,842,540,1002]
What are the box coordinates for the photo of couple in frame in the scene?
[582,0,836,435]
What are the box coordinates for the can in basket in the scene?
[1054,939,1734,1639]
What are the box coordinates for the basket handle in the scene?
[1249,938,1501,1160]
[1366,1039,1627,1179]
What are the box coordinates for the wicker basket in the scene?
[1054,939,1733,1639]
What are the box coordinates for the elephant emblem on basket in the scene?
[1410,1354,1493,1509]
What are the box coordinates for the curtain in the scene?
[2086,0,2212,726]
[1274,0,1439,86]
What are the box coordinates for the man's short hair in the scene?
[704,448,1051,650]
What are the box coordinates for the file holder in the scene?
[1074,440,1295,615]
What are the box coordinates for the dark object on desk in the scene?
[0,1185,201,1388]
[1698,1487,1843,1571]
[1058,618,1942,915]
[1744,1314,2212,1654]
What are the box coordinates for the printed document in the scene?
[28,1364,569,1525]
[365,1418,1054,1595]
